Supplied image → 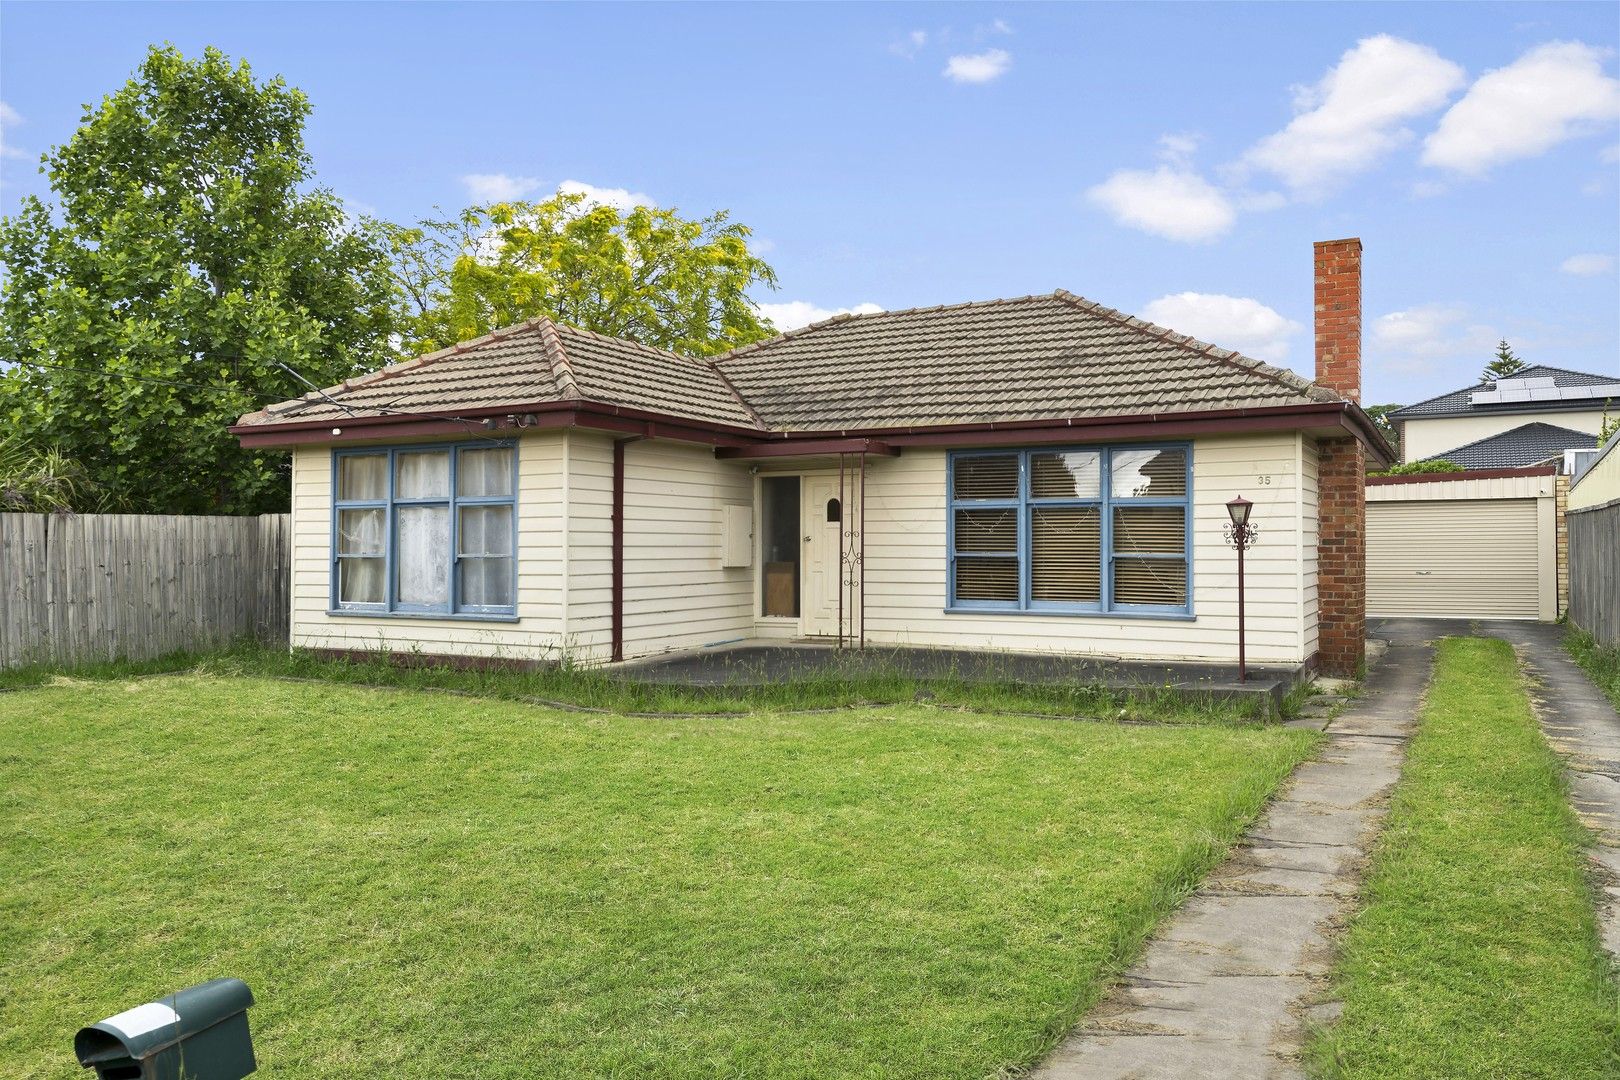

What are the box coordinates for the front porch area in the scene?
[612,641,1303,715]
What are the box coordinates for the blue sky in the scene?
[1,1,1616,407]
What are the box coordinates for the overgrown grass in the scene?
[1568,625,1620,713]
[1310,637,1619,1079]
[0,674,1316,1079]
[2,642,1265,724]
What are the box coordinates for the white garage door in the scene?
[1367,498,1540,618]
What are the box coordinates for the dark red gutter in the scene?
[232,397,1393,467]
[1366,465,1556,486]
[716,437,899,460]
[230,401,762,449]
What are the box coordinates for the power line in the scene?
[8,356,510,444]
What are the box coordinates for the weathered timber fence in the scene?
[0,513,290,669]
[1568,500,1620,647]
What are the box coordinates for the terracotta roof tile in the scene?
[238,290,1347,435]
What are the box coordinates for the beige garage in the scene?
[1366,470,1557,620]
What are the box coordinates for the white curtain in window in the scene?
[396,452,449,499]
[338,454,387,501]
[396,505,449,605]
[458,448,514,497]
[459,558,513,608]
[459,505,513,556]
[339,559,385,604]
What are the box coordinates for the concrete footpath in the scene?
[1031,640,1431,1080]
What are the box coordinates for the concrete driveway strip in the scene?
[1470,619,1620,959]
[1030,639,1432,1080]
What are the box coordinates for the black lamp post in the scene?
[1223,496,1257,683]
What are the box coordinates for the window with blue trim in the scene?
[948,445,1191,615]
[332,442,517,616]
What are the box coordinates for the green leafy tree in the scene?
[386,193,779,358]
[1600,400,1618,447]
[1482,339,1527,382]
[0,45,397,514]
[1370,459,1466,477]
[1362,403,1403,455]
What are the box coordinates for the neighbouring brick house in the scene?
[233,239,1390,676]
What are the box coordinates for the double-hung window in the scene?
[948,444,1191,616]
[331,442,517,618]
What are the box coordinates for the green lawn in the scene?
[0,643,1270,723]
[1310,637,1620,1079]
[0,675,1313,1079]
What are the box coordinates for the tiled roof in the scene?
[235,318,762,430]
[239,291,1346,434]
[1389,365,1620,421]
[712,291,1339,431]
[1434,422,1599,469]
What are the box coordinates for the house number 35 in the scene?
[1256,475,1272,485]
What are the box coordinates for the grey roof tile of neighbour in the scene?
[711,291,1340,431]
[238,291,1346,433]
[1389,365,1620,421]
[1434,422,1599,469]
[235,318,763,430]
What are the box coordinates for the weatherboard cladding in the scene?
[1436,422,1598,470]
[238,292,1342,435]
[1389,365,1620,421]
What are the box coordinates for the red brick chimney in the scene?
[1314,238,1365,677]
[1314,238,1362,401]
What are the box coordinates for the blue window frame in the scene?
[947,444,1193,617]
[330,441,518,619]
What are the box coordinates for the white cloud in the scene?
[890,29,928,58]
[1243,35,1465,195]
[1603,143,1620,163]
[461,173,544,202]
[1410,179,1449,199]
[943,48,1011,84]
[1561,253,1615,276]
[1086,166,1236,243]
[1371,303,1497,371]
[1157,132,1201,166]
[0,100,26,160]
[555,179,654,212]
[1423,42,1620,174]
[1141,293,1301,362]
[756,300,884,332]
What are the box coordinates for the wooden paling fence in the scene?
[0,513,290,669]
[1568,501,1620,648]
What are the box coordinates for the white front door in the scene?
[800,475,845,637]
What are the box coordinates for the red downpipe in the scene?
[611,437,632,663]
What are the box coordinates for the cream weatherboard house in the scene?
[233,239,1389,676]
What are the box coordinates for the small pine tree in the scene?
[1483,340,1527,382]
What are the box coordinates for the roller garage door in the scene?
[1367,498,1541,618]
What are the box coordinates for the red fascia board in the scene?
[231,401,760,449]
[742,402,1389,460]
[1366,465,1557,486]
[715,438,899,460]
[233,398,1393,465]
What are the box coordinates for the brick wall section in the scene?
[1314,238,1362,404]
[1556,473,1569,618]
[1314,237,1365,676]
[1317,437,1366,674]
